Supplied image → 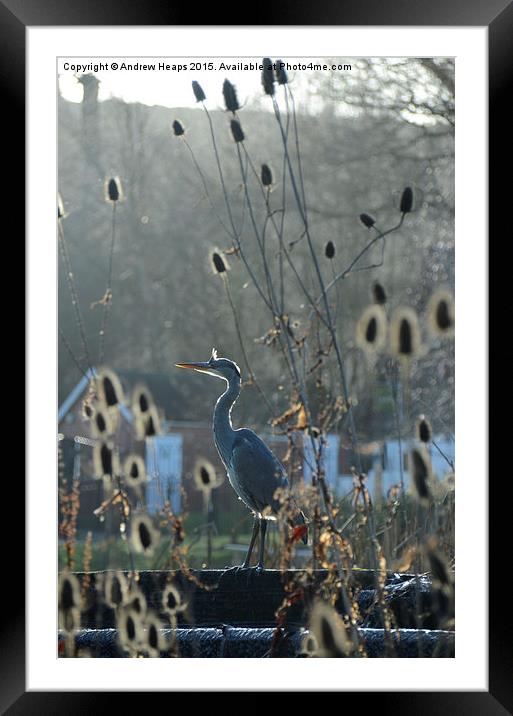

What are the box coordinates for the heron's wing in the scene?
[229,431,289,514]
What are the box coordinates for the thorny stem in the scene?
[317,216,405,305]
[241,142,330,329]
[58,220,94,373]
[278,85,403,622]
[98,202,117,365]
[432,440,454,470]
[59,327,89,381]
[273,90,363,474]
[181,136,234,238]
[201,103,273,312]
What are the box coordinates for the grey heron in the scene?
[176,349,307,571]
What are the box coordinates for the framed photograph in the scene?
[7,0,507,707]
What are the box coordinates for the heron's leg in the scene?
[241,517,260,568]
[256,519,268,571]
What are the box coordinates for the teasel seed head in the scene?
[400,186,414,214]
[222,79,240,113]
[300,633,319,657]
[409,446,433,503]
[132,384,154,417]
[324,240,336,259]
[130,514,160,555]
[105,176,123,203]
[82,400,94,420]
[390,307,421,359]
[97,367,125,408]
[144,613,166,657]
[230,119,245,143]
[162,583,185,615]
[210,249,229,275]
[275,60,288,85]
[131,384,157,438]
[356,305,388,355]
[126,587,147,616]
[59,573,81,632]
[144,407,161,437]
[117,608,143,650]
[58,192,66,220]
[124,454,147,490]
[359,213,375,229]
[172,119,185,136]
[91,405,114,438]
[93,440,120,479]
[261,57,275,96]
[416,415,432,444]
[309,600,350,657]
[194,458,222,494]
[104,571,128,608]
[261,164,273,187]
[427,288,455,339]
[372,281,387,305]
[192,80,206,103]
[59,572,80,611]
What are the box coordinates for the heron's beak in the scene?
[175,361,212,374]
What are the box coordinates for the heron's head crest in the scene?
[175,350,240,381]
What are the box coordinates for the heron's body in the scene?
[176,349,307,570]
[224,429,288,517]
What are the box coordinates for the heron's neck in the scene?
[213,375,241,464]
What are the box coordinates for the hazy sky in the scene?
[57,58,318,110]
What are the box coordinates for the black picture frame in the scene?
[8,0,507,709]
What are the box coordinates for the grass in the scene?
[59,532,253,571]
